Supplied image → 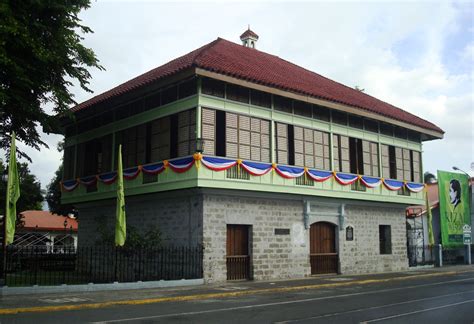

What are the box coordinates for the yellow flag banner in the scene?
[5,132,20,245]
[115,144,126,246]
[425,189,435,246]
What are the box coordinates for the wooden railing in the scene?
[310,253,338,274]
[226,255,250,280]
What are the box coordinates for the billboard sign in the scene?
[438,170,471,247]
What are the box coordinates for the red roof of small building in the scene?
[406,183,440,217]
[19,210,78,232]
[72,38,443,134]
[240,29,259,39]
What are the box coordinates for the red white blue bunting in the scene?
[97,172,117,185]
[360,176,382,188]
[274,165,305,179]
[201,156,237,171]
[62,179,79,192]
[406,182,425,193]
[123,167,141,180]
[62,155,425,194]
[240,161,273,176]
[142,162,165,175]
[383,179,404,191]
[78,175,97,186]
[306,169,333,182]
[334,173,359,185]
[168,156,195,173]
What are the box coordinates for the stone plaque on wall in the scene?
[346,226,354,241]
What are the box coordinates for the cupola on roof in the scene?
[240,27,259,49]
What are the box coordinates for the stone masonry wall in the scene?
[203,193,409,283]
[76,191,203,248]
[339,204,408,274]
[202,194,310,283]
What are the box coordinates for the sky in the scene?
[9,0,474,196]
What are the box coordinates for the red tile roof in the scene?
[240,29,259,39]
[19,210,78,232]
[72,38,443,134]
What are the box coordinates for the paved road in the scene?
[1,268,474,323]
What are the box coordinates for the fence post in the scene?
[436,244,443,267]
[465,244,472,265]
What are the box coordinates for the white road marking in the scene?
[89,277,474,323]
[361,299,474,323]
[275,290,474,323]
[39,297,91,304]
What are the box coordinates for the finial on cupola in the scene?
[240,26,259,49]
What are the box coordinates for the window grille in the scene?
[379,225,392,254]
[226,165,250,180]
[295,175,314,186]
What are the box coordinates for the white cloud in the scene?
[6,1,473,189]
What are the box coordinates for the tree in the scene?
[424,171,437,184]
[0,159,44,216]
[46,164,74,216]
[0,1,103,160]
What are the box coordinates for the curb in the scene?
[0,269,473,315]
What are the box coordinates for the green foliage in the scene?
[0,159,44,215]
[94,215,163,249]
[424,171,437,184]
[46,164,74,216]
[0,1,103,159]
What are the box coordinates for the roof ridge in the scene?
[192,38,223,66]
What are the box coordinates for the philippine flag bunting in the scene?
[383,179,404,191]
[168,156,195,173]
[306,169,333,182]
[201,156,238,171]
[240,161,273,176]
[334,172,359,185]
[97,172,117,185]
[61,155,425,194]
[142,162,165,175]
[405,182,425,193]
[359,176,382,188]
[274,165,305,179]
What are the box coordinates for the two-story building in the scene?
[60,30,443,282]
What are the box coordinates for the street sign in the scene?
[464,234,471,245]
[463,224,471,234]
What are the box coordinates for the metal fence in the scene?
[407,245,436,267]
[1,245,203,287]
[442,246,466,265]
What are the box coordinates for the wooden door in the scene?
[310,222,338,274]
[226,225,250,280]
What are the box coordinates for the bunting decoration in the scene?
[405,182,425,193]
[306,169,333,182]
[79,175,97,186]
[61,154,425,194]
[61,179,79,192]
[383,179,404,191]
[360,176,382,188]
[142,162,165,175]
[274,165,305,179]
[123,167,141,180]
[98,172,118,185]
[201,156,238,171]
[168,156,195,173]
[334,172,359,186]
[240,161,273,176]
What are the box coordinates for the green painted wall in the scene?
[62,86,424,206]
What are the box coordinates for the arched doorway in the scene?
[310,222,338,274]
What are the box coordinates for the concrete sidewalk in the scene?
[0,265,472,315]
